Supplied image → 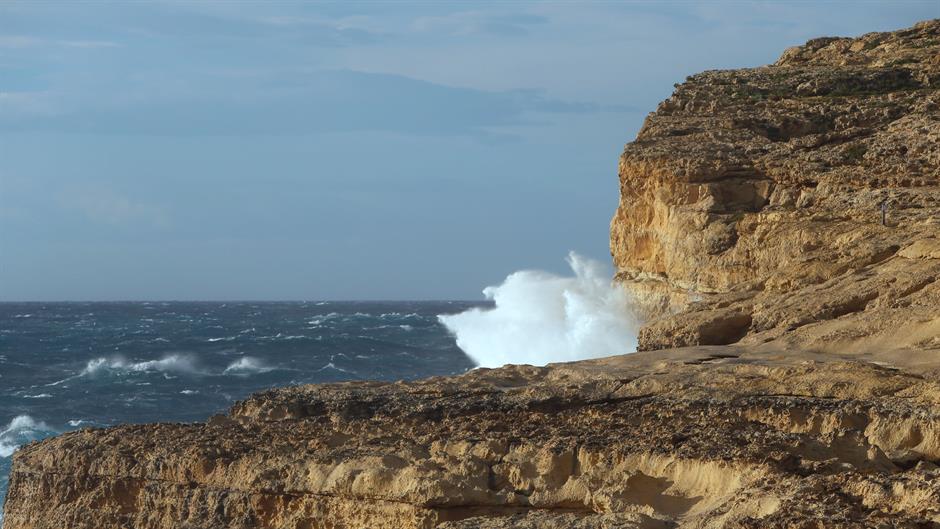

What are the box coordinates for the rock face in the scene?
[5,19,940,529]
[7,350,940,528]
[610,19,940,352]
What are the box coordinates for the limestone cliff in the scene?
[4,19,940,529]
[610,19,940,352]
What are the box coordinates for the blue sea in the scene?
[0,301,482,521]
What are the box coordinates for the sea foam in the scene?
[439,252,637,368]
[80,354,199,376]
[0,415,54,458]
[223,357,274,375]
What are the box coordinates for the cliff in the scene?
[5,19,940,529]
[610,19,940,353]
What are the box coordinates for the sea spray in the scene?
[80,354,200,376]
[0,415,55,458]
[223,357,274,375]
[438,252,637,368]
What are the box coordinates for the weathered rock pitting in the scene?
[7,351,940,528]
[5,19,940,529]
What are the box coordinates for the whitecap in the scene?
[79,354,200,376]
[23,393,52,399]
[180,389,199,395]
[223,357,274,375]
[380,312,420,319]
[67,419,90,427]
[316,362,354,375]
[0,415,55,458]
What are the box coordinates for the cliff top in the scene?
[611,19,940,356]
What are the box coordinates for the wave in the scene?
[0,415,55,458]
[316,362,355,375]
[364,324,415,331]
[80,354,200,376]
[306,312,341,325]
[438,252,638,368]
[223,357,274,375]
[379,312,422,319]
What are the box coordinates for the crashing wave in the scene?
[0,415,55,458]
[438,252,638,368]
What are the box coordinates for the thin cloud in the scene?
[1,70,622,138]
[60,40,120,49]
[60,188,170,229]
[0,35,44,48]
[0,91,58,117]
[412,11,549,37]
[0,35,119,49]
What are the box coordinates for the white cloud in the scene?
[0,91,58,117]
[62,188,170,228]
[60,40,120,49]
[411,11,548,37]
[0,35,118,49]
[0,35,43,48]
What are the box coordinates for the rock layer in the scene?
[610,19,940,352]
[5,19,940,529]
[7,349,940,528]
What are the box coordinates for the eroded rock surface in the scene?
[7,350,940,528]
[5,19,940,529]
[610,19,940,352]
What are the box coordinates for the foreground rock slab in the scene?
[6,347,940,528]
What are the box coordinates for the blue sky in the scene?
[1,1,936,300]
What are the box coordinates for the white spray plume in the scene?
[438,252,637,368]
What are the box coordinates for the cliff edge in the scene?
[611,19,940,355]
[5,19,940,529]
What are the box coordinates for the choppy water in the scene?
[0,301,480,521]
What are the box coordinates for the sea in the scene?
[0,301,482,521]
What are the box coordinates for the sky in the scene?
[1,1,936,301]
